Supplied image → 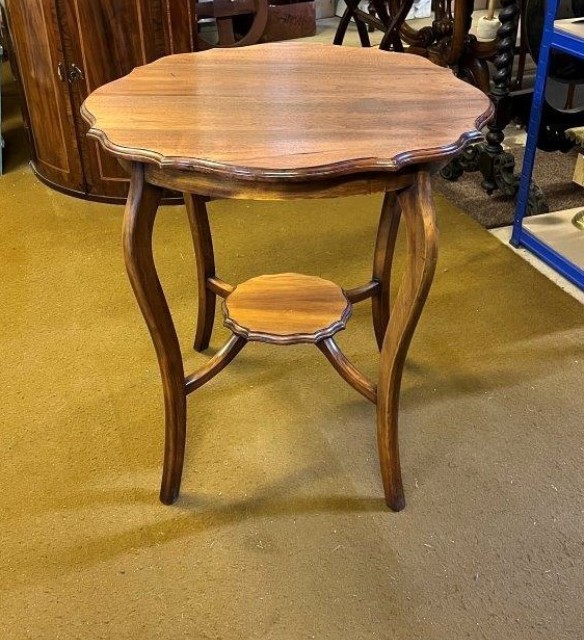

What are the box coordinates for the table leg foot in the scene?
[159,380,187,504]
[377,171,438,511]
[123,164,187,505]
[372,192,401,351]
[185,194,216,352]
[440,144,481,181]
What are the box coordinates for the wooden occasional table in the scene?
[81,43,492,511]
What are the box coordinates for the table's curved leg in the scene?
[372,192,401,351]
[123,163,186,505]
[185,194,216,353]
[377,170,438,511]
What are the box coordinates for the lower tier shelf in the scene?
[223,273,353,345]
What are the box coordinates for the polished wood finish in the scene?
[376,0,527,205]
[82,43,492,510]
[372,191,401,351]
[335,0,526,205]
[185,194,216,352]
[317,338,377,404]
[224,274,352,345]
[3,0,198,201]
[58,0,175,200]
[184,336,247,394]
[161,0,198,54]
[81,44,493,178]
[377,170,438,511]
[345,281,380,304]
[207,277,235,297]
[4,0,84,193]
[123,164,185,505]
[144,164,418,201]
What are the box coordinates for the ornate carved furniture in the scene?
[425,0,527,204]
[333,0,414,49]
[334,0,527,205]
[447,0,584,212]
[81,42,492,510]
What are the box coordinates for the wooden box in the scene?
[261,1,316,42]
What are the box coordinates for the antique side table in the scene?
[81,43,492,511]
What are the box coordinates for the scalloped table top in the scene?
[81,42,493,181]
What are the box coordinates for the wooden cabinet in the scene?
[4,0,197,201]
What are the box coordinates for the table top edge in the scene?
[82,104,493,181]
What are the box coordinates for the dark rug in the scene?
[433,139,583,229]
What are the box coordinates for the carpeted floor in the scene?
[2,62,584,639]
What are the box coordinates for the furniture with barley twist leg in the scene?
[81,43,492,511]
[335,0,537,210]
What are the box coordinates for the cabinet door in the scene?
[4,0,84,192]
[160,0,198,54]
[58,0,170,199]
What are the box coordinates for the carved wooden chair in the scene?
[334,0,414,50]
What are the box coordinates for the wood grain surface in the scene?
[122,164,186,505]
[223,273,352,344]
[376,170,438,510]
[81,42,493,180]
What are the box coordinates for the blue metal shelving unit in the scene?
[511,3,584,290]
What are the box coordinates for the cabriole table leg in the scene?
[372,191,401,351]
[185,194,217,353]
[377,170,438,511]
[123,163,187,505]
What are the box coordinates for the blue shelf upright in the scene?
[511,3,584,290]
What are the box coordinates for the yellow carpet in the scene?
[2,70,584,640]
